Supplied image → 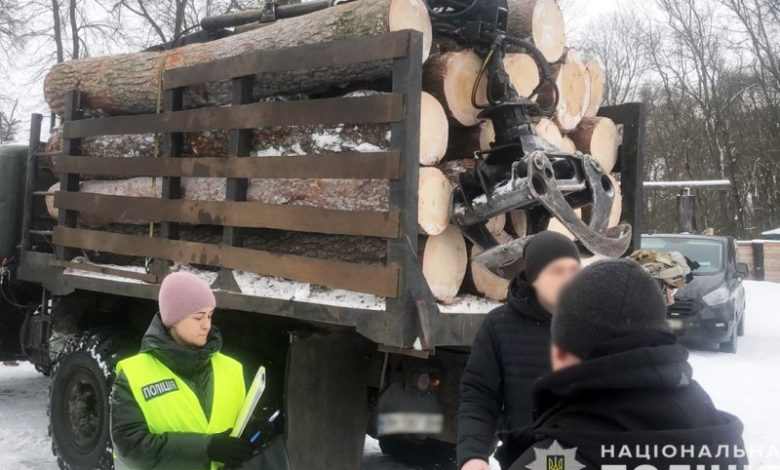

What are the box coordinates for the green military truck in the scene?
[0,25,646,470]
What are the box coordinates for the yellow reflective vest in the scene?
[114,351,245,470]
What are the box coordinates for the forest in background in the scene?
[1,0,778,238]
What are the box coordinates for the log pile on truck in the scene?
[41,0,624,305]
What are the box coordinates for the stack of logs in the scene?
[42,0,622,304]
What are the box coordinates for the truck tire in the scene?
[49,330,132,470]
[378,436,457,469]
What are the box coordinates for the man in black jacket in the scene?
[458,231,581,470]
[496,259,747,470]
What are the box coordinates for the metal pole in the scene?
[20,114,43,253]
[677,187,696,234]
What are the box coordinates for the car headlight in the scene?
[702,286,730,306]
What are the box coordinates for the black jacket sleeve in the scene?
[457,315,504,467]
[110,371,211,470]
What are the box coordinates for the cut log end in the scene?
[546,208,582,240]
[420,91,449,165]
[389,0,433,62]
[503,53,541,98]
[506,0,566,63]
[571,116,620,173]
[469,231,513,301]
[425,50,486,127]
[508,210,528,237]
[421,225,468,303]
[538,49,591,133]
[585,59,604,117]
[530,0,566,62]
[418,167,453,236]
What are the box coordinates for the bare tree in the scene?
[111,0,255,47]
[0,97,20,142]
[581,8,651,105]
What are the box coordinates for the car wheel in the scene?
[737,307,745,337]
[379,435,456,469]
[720,317,738,354]
[49,330,132,469]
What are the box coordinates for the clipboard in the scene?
[230,366,266,438]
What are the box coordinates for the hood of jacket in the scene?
[505,274,552,325]
[140,313,223,377]
[498,333,746,468]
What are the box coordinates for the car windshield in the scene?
[641,237,725,275]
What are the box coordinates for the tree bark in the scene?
[46,168,452,236]
[43,0,432,116]
[46,91,448,166]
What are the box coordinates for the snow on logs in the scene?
[43,0,433,116]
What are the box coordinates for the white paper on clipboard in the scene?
[230,366,266,438]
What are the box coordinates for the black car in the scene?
[641,234,748,353]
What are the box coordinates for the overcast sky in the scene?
[3,0,642,144]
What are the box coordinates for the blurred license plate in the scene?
[667,319,684,331]
[378,412,443,435]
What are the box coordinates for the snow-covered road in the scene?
[1,281,779,469]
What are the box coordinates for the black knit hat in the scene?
[552,258,670,360]
[523,231,581,283]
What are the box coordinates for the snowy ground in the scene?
[1,280,779,469]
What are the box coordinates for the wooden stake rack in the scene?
[44,30,438,349]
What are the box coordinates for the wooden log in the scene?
[547,208,582,240]
[418,167,453,236]
[71,224,388,266]
[480,117,565,150]
[486,213,507,235]
[506,0,566,63]
[503,52,541,98]
[536,49,591,133]
[608,174,622,227]
[420,91,449,165]
[440,158,476,187]
[467,231,513,301]
[420,224,467,303]
[423,50,486,127]
[561,136,577,153]
[46,127,155,160]
[507,210,528,237]
[46,171,451,237]
[48,91,447,166]
[43,0,432,116]
[423,51,540,127]
[585,59,604,117]
[570,116,620,173]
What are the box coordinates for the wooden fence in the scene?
[737,241,780,282]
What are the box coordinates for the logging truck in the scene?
[0,0,646,468]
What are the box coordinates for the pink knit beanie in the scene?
[158,272,217,327]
